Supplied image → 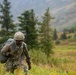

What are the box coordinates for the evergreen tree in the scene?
[60,30,67,40]
[29,9,38,48]
[40,8,53,57]
[0,0,15,34]
[53,28,58,40]
[18,9,38,49]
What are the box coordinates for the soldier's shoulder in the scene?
[9,40,16,47]
[23,42,27,46]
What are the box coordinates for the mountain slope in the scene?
[52,1,76,31]
[0,0,76,31]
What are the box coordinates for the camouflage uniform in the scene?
[1,40,31,74]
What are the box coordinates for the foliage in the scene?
[0,36,8,44]
[0,63,76,75]
[69,32,76,42]
[68,26,76,33]
[73,32,76,41]
[39,7,53,57]
[29,49,47,65]
[53,28,58,40]
[18,9,38,49]
[0,0,16,40]
[55,40,60,45]
[0,45,76,75]
[60,31,67,40]
[0,0,15,32]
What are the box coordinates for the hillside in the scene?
[0,0,76,31]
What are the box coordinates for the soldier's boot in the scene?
[24,66,28,75]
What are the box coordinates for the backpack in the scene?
[0,38,14,63]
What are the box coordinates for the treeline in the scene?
[53,26,76,45]
[0,0,54,60]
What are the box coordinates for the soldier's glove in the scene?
[26,59,31,70]
[28,64,31,70]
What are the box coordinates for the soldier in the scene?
[1,31,31,75]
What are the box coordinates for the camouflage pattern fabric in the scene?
[1,40,30,74]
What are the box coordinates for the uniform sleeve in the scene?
[1,44,10,56]
[23,43,31,65]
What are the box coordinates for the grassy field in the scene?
[52,45,76,71]
[0,45,76,75]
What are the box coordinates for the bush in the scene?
[67,35,71,39]
[48,57,69,67]
[55,40,60,45]
[70,33,76,41]
[29,49,48,65]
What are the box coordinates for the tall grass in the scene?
[0,45,76,75]
[0,63,76,75]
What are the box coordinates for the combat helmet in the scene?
[14,31,25,40]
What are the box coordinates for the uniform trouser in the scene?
[5,62,28,75]
[23,65,28,75]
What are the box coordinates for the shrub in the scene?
[29,49,47,65]
[70,33,76,41]
[55,40,60,45]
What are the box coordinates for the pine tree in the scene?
[40,8,53,57]
[0,0,15,34]
[29,9,38,48]
[18,9,38,49]
[53,28,58,40]
[60,30,67,40]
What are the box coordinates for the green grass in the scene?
[52,45,76,72]
[55,45,76,51]
[0,63,76,75]
[0,45,76,75]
